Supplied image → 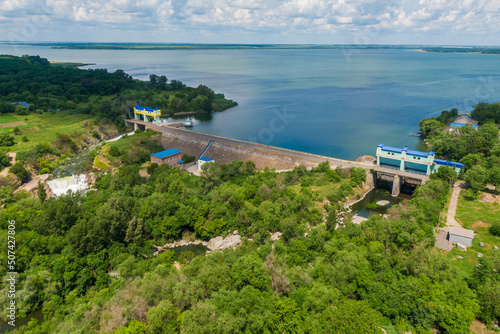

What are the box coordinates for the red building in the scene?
[150,149,183,167]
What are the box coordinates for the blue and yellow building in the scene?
[134,105,161,122]
[376,144,464,175]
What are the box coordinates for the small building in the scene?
[197,157,214,171]
[376,144,464,175]
[151,149,182,167]
[134,105,161,122]
[10,101,30,109]
[448,227,474,247]
[449,115,478,132]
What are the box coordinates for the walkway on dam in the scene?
[126,119,429,182]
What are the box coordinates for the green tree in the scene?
[489,223,500,236]
[477,279,500,323]
[108,145,121,157]
[464,165,488,193]
[419,118,446,138]
[181,153,195,163]
[430,166,457,184]
[0,151,11,169]
[0,133,15,147]
[147,300,180,333]
[9,162,29,181]
[37,181,47,203]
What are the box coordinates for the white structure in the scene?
[197,157,215,171]
[448,227,474,247]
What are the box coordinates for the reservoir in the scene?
[1,45,500,160]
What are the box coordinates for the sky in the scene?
[1,0,500,45]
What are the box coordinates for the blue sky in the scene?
[1,0,500,45]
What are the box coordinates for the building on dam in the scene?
[134,105,161,122]
[376,144,464,175]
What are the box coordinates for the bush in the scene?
[108,145,121,157]
[15,106,28,115]
[22,136,28,142]
[490,223,500,236]
[9,162,29,181]
[0,133,15,147]
[181,153,195,164]
[0,151,11,168]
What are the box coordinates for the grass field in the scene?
[446,190,500,279]
[0,114,21,123]
[0,112,94,152]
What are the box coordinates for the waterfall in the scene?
[47,174,88,197]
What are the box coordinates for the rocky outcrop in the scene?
[207,234,242,250]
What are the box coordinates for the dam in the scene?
[126,119,428,196]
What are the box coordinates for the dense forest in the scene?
[0,157,499,333]
[0,55,237,125]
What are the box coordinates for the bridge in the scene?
[126,119,428,196]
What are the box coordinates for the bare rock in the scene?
[270,231,282,241]
[207,234,242,251]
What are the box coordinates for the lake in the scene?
[1,45,500,160]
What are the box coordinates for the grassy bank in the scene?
[0,112,95,153]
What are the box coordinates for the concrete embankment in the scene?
[128,119,429,182]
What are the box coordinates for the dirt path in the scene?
[0,152,16,178]
[0,121,27,128]
[446,181,464,227]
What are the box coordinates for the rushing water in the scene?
[47,174,88,196]
[2,45,500,160]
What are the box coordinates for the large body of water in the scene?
[2,45,500,160]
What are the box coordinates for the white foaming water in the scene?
[47,174,88,197]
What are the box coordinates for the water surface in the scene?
[1,45,500,160]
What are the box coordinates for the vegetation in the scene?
[0,55,237,118]
[419,106,500,197]
[0,153,497,333]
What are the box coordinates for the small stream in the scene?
[351,188,406,218]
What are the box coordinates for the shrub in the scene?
[22,136,28,142]
[108,145,121,157]
[490,223,500,236]
[0,151,11,168]
[181,153,195,164]
[0,133,15,147]
[9,162,29,181]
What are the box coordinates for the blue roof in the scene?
[151,149,181,158]
[198,157,214,162]
[178,160,184,164]
[450,122,478,129]
[379,144,404,154]
[378,144,434,157]
[434,159,465,168]
[135,105,160,112]
[11,101,30,108]
[406,149,435,157]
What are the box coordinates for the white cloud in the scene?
[0,0,500,43]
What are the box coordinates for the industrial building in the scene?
[376,144,464,175]
[151,149,183,167]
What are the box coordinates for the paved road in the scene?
[446,181,465,227]
[128,119,429,182]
